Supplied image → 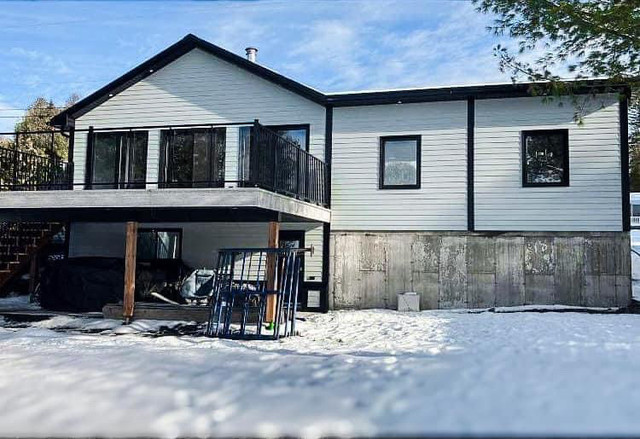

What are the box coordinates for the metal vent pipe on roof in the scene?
[245,47,258,62]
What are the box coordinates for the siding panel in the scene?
[474,95,622,231]
[332,101,468,231]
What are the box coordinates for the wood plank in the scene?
[102,303,258,323]
[123,221,138,323]
[265,220,280,323]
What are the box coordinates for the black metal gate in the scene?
[205,247,307,340]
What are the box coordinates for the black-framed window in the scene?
[159,128,226,188]
[379,135,421,189]
[137,228,182,261]
[522,129,569,187]
[88,131,148,189]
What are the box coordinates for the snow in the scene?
[1,309,640,437]
[0,293,40,311]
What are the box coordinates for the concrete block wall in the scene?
[329,232,631,310]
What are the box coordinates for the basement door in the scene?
[278,230,308,310]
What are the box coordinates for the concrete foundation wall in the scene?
[330,231,631,310]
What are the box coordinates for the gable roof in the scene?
[51,33,625,128]
[51,33,326,127]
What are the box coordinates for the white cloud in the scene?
[1,0,562,112]
[263,0,511,91]
[9,47,71,75]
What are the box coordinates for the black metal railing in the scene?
[0,121,329,207]
[247,121,327,206]
[0,146,73,191]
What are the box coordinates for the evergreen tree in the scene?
[474,0,639,185]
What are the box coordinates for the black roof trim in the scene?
[51,33,629,128]
[52,34,326,127]
[325,81,627,107]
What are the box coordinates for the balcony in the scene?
[0,122,329,223]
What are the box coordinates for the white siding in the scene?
[70,221,324,281]
[73,48,326,185]
[475,95,622,231]
[332,101,468,231]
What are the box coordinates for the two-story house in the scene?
[0,34,631,314]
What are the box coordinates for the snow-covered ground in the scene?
[1,309,640,437]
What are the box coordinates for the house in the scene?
[0,34,631,314]
[632,193,640,229]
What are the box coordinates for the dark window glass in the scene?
[380,136,421,189]
[128,132,148,187]
[160,128,226,188]
[268,125,309,151]
[522,130,569,186]
[137,229,181,260]
[91,133,119,189]
[90,131,148,189]
[237,124,309,185]
[632,204,640,216]
[238,126,251,182]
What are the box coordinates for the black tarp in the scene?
[38,257,190,312]
[39,257,124,312]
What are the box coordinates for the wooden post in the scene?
[123,221,138,323]
[265,220,280,323]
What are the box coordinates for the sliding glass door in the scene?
[89,131,148,189]
[160,128,226,188]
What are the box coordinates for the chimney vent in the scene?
[245,47,258,62]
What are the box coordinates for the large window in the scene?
[89,131,148,189]
[522,129,569,187]
[379,135,421,189]
[137,229,182,261]
[159,128,226,188]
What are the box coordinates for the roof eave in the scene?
[51,34,326,128]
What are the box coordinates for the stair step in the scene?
[0,222,63,290]
[0,236,37,245]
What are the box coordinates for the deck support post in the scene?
[265,220,280,323]
[123,221,138,323]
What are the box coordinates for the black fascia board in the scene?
[325,80,626,107]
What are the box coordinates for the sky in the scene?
[0,0,520,132]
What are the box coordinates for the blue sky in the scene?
[0,0,517,131]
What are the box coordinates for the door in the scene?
[90,131,148,189]
[278,230,307,309]
[160,128,226,188]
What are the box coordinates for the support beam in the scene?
[467,96,475,231]
[620,90,630,232]
[321,222,330,313]
[123,221,138,323]
[265,220,280,323]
